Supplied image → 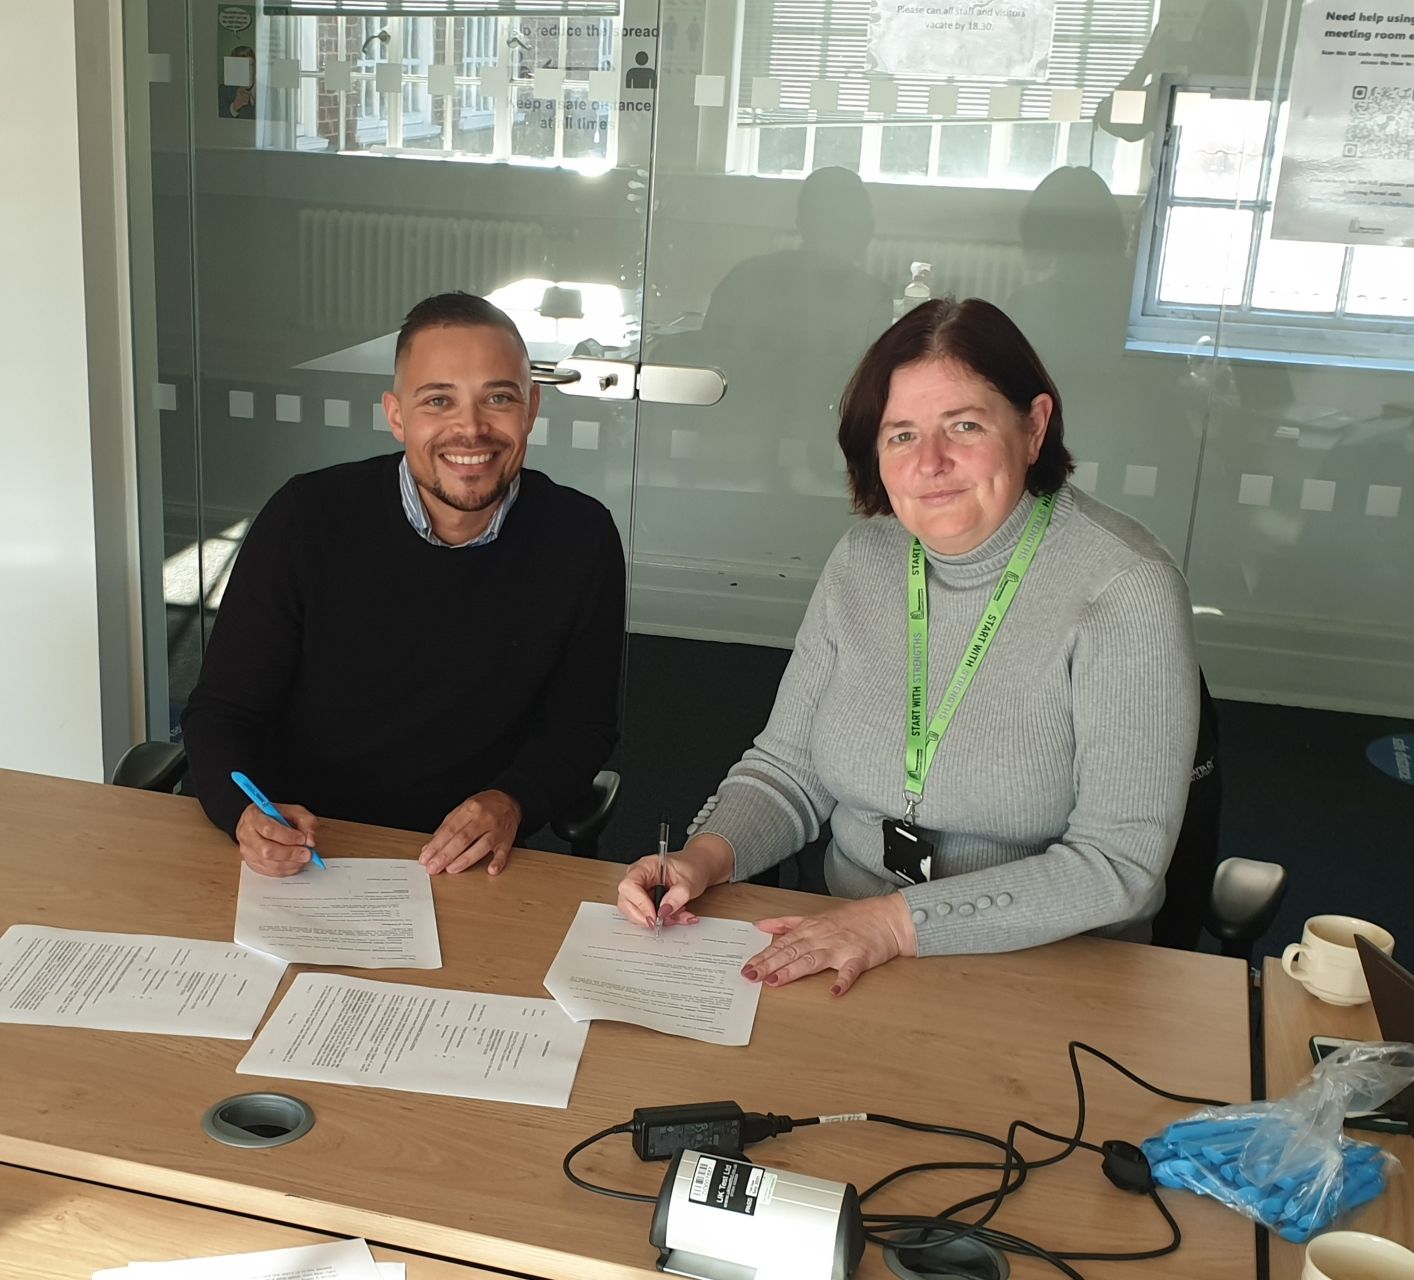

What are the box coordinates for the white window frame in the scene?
[279,13,620,171]
[1128,76,1414,372]
[727,0,1155,194]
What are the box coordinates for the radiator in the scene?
[299,210,547,332]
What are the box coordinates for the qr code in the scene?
[1344,85,1414,160]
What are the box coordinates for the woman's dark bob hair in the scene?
[838,296,1074,517]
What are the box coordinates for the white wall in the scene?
[0,0,138,781]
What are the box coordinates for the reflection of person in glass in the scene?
[1007,166,1139,459]
[1096,0,1254,141]
[220,46,256,119]
[618,299,1198,993]
[694,166,892,487]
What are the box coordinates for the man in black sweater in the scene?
[182,293,625,877]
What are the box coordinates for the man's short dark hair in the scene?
[838,296,1074,517]
[394,292,528,368]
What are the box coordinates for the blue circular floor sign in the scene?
[1367,733,1414,786]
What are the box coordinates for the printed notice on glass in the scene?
[235,860,441,969]
[543,902,768,1046]
[1272,0,1414,246]
[0,924,285,1039]
[869,1,1058,81]
[237,974,588,1108]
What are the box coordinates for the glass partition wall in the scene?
[127,0,1413,944]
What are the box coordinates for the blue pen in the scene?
[230,771,327,869]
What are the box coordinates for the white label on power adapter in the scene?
[688,1154,767,1214]
[818,1113,867,1124]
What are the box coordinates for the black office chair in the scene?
[1152,671,1288,964]
[109,741,620,860]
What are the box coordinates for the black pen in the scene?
[652,818,669,938]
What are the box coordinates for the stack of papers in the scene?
[95,1238,399,1279]
[235,860,441,969]
[543,902,769,1046]
[238,973,588,1108]
[0,924,285,1039]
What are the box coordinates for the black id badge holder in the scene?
[882,800,934,886]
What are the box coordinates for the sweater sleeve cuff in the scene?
[695,777,806,881]
[487,772,549,839]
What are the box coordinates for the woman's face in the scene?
[877,357,1050,555]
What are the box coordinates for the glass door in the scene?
[128,0,660,751]
[608,0,1213,857]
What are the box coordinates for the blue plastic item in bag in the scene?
[1142,1042,1413,1243]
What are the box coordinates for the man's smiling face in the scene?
[383,322,539,541]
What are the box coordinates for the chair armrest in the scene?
[550,770,621,847]
[1204,856,1288,944]
[110,741,189,794]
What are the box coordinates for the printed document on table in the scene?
[0,924,285,1039]
[235,859,441,969]
[237,973,588,1108]
[92,1237,384,1280]
[543,902,769,1046]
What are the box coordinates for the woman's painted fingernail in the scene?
[741,966,758,981]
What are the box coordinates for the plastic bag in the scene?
[1141,1041,1414,1242]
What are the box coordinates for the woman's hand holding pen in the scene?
[616,833,735,929]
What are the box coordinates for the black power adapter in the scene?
[631,1101,795,1161]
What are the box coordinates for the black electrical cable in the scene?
[561,1122,656,1204]
[855,1041,1230,1276]
[560,1041,1233,1278]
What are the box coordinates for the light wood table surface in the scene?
[0,770,1256,1280]
[1262,959,1413,1280]
[0,1162,509,1279]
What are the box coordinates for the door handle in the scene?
[530,362,582,385]
[534,360,727,406]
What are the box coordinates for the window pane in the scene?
[1158,206,1252,305]
[1172,95,1269,202]
[562,88,609,165]
[880,124,930,179]
[511,84,555,159]
[1250,214,1343,313]
[813,125,861,173]
[453,83,496,154]
[757,127,806,175]
[1006,123,1060,186]
[937,123,991,182]
[1346,246,1414,318]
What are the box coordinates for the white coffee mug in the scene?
[1281,915,1395,1006]
[1304,1230,1414,1280]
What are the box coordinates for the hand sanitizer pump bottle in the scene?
[894,261,932,320]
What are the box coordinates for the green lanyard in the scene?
[904,492,1055,820]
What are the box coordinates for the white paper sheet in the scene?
[543,902,768,1046]
[92,1237,384,1280]
[235,860,441,969]
[1272,0,1414,246]
[237,973,587,1108]
[0,924,285,1039]
[869,0,1057,81]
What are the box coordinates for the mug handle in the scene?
[1281,943,1308,980]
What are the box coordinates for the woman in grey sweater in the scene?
[617,297,1199,995]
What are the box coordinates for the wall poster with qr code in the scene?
[1272,0,1414,246]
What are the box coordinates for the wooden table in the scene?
[0,1163,504,1279]
[1263,959,1414,1280]
[0,770,1256,1280]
